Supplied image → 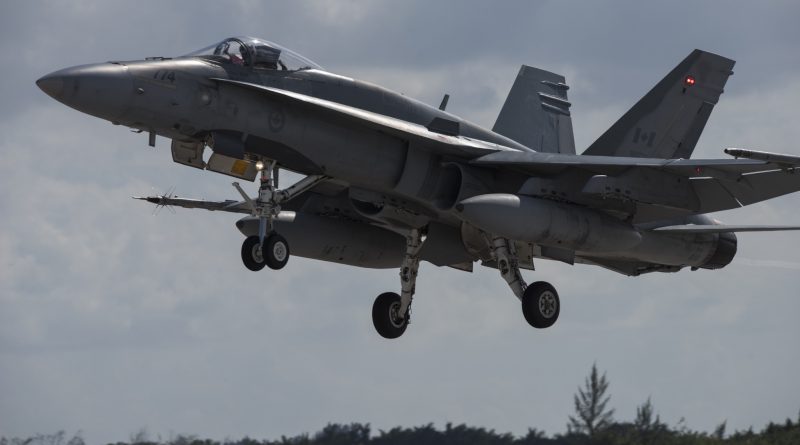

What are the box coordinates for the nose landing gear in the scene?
[234,161,326,272]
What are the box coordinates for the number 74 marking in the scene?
[153,70,176,83]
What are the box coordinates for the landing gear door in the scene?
[206,153,258,181]
[171,139,206,169]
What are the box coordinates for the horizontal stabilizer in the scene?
[652,225,800,234]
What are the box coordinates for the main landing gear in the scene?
[370,231,560,339]
[492,237,560,329]
[372,228,423,339]
[235,160,327,272]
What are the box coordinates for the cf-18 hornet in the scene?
[37,37,800,338]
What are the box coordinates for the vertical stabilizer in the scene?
[493,66,575,154]
[583,50,735,159]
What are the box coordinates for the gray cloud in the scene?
[1,1,799,444]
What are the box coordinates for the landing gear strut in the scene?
[369,231,560,338]
[372,228,424,339]
[235,160,327,272]
[492,237,560,329]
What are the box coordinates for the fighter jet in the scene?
[37,37,800,338]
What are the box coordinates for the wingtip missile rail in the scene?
[724,148,800,166]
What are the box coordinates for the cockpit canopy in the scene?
[185,37,322,71]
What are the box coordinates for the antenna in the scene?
[438,93,450,111]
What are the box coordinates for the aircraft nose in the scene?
[36,63,133,120]
[36,74,65,100]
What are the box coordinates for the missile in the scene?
[455,194,642,252]
[724,148,800,165]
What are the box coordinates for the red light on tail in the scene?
[685,75,696,86]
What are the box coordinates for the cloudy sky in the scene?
[1,1,799,443]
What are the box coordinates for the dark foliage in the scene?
[4,367,799,445]
[4,419,799,445]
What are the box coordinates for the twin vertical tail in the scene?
[583,49,735,159]
[493,65,576,155]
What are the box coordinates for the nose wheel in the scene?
[241,235,266,271]
[233,161,327,273]
[241,233,290,271]
[262,232,289,269]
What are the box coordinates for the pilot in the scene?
[238,45,251,66]
[224,42,243,65]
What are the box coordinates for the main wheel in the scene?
[264,233,290,270]
[241,236,266,271]
[521,281,560,329]
[372,292,408,339]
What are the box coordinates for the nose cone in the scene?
[36,63,133,120]
[36,74,65,100]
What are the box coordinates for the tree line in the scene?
[3,364,798,445]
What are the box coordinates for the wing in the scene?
[212,78,523,157]
[652,225,800,234]
[471,150,787,177]
[472,149,800,216]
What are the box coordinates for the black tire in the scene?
[522,281,560,329]
[264,233,290,270]
[241,236,266,271]
[372,292,408,339]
